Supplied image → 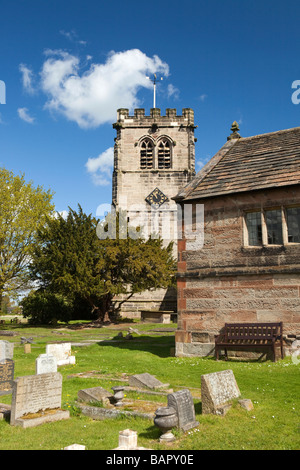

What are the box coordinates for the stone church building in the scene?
[111,105,300,357]
[174,123,300,357]
[112,107,196,316]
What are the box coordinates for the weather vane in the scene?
[146,73,163,108]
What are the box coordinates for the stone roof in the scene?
[175,125,300,201]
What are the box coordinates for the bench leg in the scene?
[272,344,276,362]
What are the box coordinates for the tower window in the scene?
[140,139,154,169]
[158,139,171,169]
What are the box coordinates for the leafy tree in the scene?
[0,168,54,306]
[21,290,72,325]
[29,205,176,322]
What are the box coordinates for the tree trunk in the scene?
[87,294,113,323]
[0,286,4,314]
[99,293,113,322]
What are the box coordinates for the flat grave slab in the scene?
[129,373,169,390]
[77,386,113,404]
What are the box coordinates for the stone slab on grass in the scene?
[129,373,169,390]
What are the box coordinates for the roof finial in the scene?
[227,121,241,140]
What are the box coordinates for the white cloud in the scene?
[59,210,68,219]
[167,83,179,99]
[199,94,207,102]
[17,107,35,123]
[85,147,114,186]
[54,210,69,219]
[19,64,35,94]
[40,48,170,128]
[59,30,87,46]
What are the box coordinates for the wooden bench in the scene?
[215,322,283,362]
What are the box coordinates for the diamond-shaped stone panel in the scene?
[145,187,169,209]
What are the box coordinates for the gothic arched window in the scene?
[158,139,171,169]
[140,139,154,169]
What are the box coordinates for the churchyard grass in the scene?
[0,319,299,450]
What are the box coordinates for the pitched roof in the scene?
[175,126,300,201]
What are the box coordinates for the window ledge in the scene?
[242,243,300,251]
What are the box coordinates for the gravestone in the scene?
[129,373,169,390]
[64,444,86,450]
[0,403,11,420]
[77,386,113,405]
[10,372,69,427]
[167,389,199,431]
[113,429,150,450]
[36,354,57,374]
[201,369,241,415]
[0,359,14,395]
[0,340,14,361]
[46,343,75,366]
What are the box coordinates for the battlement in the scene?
[114,108,194,127]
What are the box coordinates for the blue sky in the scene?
[1,0,300,217]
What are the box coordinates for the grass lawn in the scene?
[0,319,299,451]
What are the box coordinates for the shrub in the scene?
[21,290,72,325]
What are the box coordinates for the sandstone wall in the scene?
[176,185,300,356]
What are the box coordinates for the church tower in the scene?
[112,107,196,316]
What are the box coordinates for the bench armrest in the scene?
[215,333,225,344]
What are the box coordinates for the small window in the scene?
[158,139,171,169]
[140,139,154,169]
[265,209,283,245]
[245,212,262,246]
[286,207,300,243]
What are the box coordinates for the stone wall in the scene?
[176,185,300,356]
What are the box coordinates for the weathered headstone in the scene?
[0,340,14,361]
[36,353,57,374]
[118,429,138,449]
[167,389,199,431]
[77,386,113,405]
[46,342,75,366]
[129,373,169,390]
[0,359,14,395]
[64,444,86,450]
[201,369,241,415]
[0,403,11,420]
[24,344,31,354]
[113,429,150,450]
[10,372,69,427]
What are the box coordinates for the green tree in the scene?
[0,168,54,306]
[29,206,176,322]
[21,290,72,325]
